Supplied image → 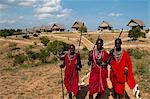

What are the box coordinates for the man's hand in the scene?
[59,63,65,68]
[75,65,81,71]
[109,49,114,57]
[88,60,91,66]
[133,84,141,99]
[124,67,128,76]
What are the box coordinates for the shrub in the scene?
[135,60,148,76]
[20,64,28,68]
[82,47,88,51]
[133,49,143,59]
[78,26,87,33]
[127,48,143,59]
[47,40,69,56]
[38,49,49,63]
[128,27,146,40]
[80,50,88,59]
[27,51,39,60]
[40,36,50,46]
[145,29,149,33]
[14,54,27,64]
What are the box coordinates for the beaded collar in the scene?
[113,48,124,63]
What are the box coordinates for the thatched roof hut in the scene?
[72,21,85,31]
[127,19,145,30]
[40,25,52,32]
[51,23,65,32]
[98,21,112,31]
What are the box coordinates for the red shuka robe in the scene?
[110,49,136,95]
[89,49,109,95]
[64,52,79,96]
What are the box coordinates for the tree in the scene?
[47,40,69,56]
[128,27,146,41]
[78,26,87,46]
[16,29,22,32]
[39,49,49,63]
[40,36,50,46]
[78,26,87,33]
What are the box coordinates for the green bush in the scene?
[128,27,146,40]
[47,40,69,55]
[39,49,49,63]
[80,50,88,59]
[135,60,148,76]
[14,54,27,64]
[0,29,16,37]
[145,29,149,33]
[78,26,87,33]
[25,45,38,60]
[40,36,50,46]
[27,51,39,60]
[20,64,28,68]
[127,48,143,59]
[82,47,88,51]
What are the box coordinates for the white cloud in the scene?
[0,4,8,11]
[108,13,123,17]
[0,19,17,24]
[35,13,51,19]
[35,0,72,19]
[18,16,24,19]
[18,0,36,7]
[7,0,15,3]
[0,0,72,20]
[0,0,36,7]
[0,16,25,24]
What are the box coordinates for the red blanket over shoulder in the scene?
[110,50,136,95]
[64,52,79,96]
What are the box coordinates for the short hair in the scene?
[96,38,103,45]
[115,38,122,44]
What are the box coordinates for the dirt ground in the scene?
[0,32,150,99]
[0,64,63,99]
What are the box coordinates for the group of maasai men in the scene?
[59,38,140,99]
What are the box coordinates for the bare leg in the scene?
[116,93,123,99]
[69,93,72,99]
[89,94,93,99]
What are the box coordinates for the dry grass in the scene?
[0,32,150,98]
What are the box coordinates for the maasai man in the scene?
[88,38,109,99]
[109,38,139,99]
[59,44,82,99]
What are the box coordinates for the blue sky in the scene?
[0,0,149,31]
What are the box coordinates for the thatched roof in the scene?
[51,23,65,30]
[99,21,112,28]
[127,19,145,27]
[72,21,84,28]
[40,25,52,30]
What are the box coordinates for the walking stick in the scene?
[60,67,65,99]
[56,50,65,99]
